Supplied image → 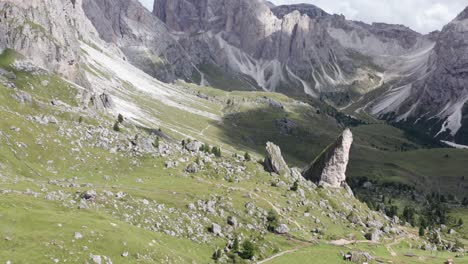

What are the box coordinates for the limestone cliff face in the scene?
[153,0,378,97]
[370,6,468,144]
[0,0,99,84]
[82,0,197,83]
[302,129,353,188]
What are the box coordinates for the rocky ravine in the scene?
[369,6,468,145]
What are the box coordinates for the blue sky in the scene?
[139,0,466,33]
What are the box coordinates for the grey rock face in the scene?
[0,0,98,84]
[264,142,291,176]
[275,224,289,234]
[82,0,196,83]
[370,6,468,144]
[12,90,33,104]
[210,223,222,236]
[302,129,353,188]
[153,0,383,96]
[365,229,381,242]
[185,163,199,173]
[85,92,115,111]
[185,140,202,152]
[227,216,238,227]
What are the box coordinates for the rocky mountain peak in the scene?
[271,4,331,19]
[455,6,468,21]
[302,129,353,188]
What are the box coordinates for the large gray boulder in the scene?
[264,142,291,176]
[302,129,353,188]
[185,140,203,152]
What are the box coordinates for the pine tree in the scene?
[153,137,160,148]
[291,180,299,192]
[419,226,425,237]
[232,237,240,252]
[212,247,222,261]
[113,122,120,132]
[267,210,279,232]
[240,241,256,259]
[244,152,251,161]
[118,113,124,123]
[462,197,468,206]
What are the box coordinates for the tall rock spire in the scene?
[302,129,353,188]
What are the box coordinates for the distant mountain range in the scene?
[1,0,468,144]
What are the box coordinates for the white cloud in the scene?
[138,0,153,10]
[269,0,467,33]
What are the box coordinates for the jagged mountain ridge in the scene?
[369,6,468,144]
[3,0,468,144]
[152,0,399,98]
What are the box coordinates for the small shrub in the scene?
[244,152,251,161]
[454,239,464,250]
[113,122,120,132]
[239,241,256,259]
[212,247,222,261]
[118,113,124,123]
[290,180,299,192]
[267,210,279,232]
[232,237,240,252]
[419,226,425,237]
[153,137,160,148]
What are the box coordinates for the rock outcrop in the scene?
[302,129,353,188]
[370,6,468,144]
[0,0,99,84]
[264,142,291,176]
[152,0,389,97]
[82,0,197,83]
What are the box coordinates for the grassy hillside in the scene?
[0,48,466,263]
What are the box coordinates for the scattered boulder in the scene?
[87,92,114,111]
[210,223,222,236]
[165,160,178,168]
[90,254,101,264]
[186,163,199,173]
[82,190,97,200]
[267,98,284,109]
[132,136,156,153]
[276,118,298,135]
[302,129,353,188]
[74,232,83,240]
[264,142,291,176]
[12,90,33,104]
[275,224,290,234]
[0,68,16,79]
[185,140,203,152]
[227,216,238,227]
[365,229,381,242]
[343,251,372,263]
